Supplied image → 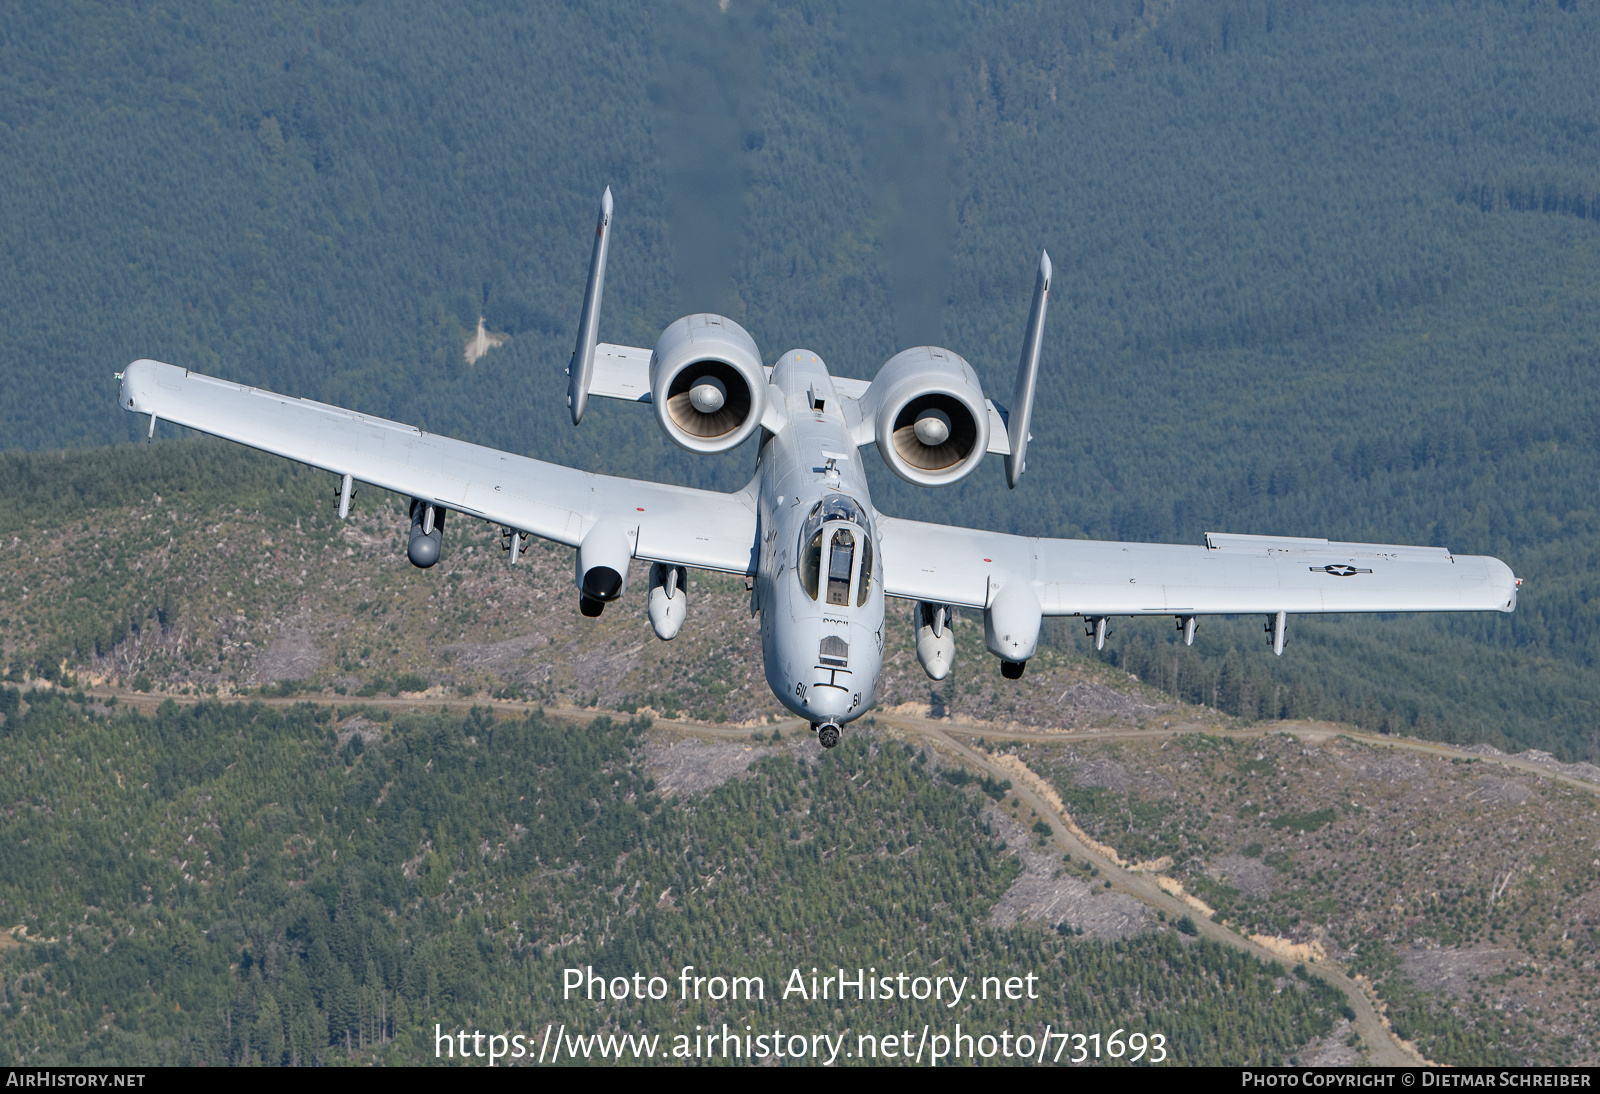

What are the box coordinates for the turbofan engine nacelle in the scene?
[407,499,446,568]
[865,347,990,487]
[576,518,631,617]
[651,314,767,454]
[914,601,955,681]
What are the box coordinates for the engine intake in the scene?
[866,347,989,487]
[652,314,766,453]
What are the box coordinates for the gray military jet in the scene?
[118,189,1518,749]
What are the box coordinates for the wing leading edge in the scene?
[878,516,1517,616]
[119,360,758,576]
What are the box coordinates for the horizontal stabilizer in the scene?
[829,375,870,401]
[589,343,653,403]
[984,400,1011,455]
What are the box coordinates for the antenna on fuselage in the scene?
[1003,250,1051,489]
[566,186,614,425]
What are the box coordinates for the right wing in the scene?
[119,360,758,575]
[879,517,1518,616]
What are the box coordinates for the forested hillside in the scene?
[0,700,1351,1066]
[3,0,1600,755]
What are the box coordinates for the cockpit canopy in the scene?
[799,494,867,538]
[798,494,875,607]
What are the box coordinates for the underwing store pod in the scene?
[1178,615,1197,646]
[647,562,687,640]
[1267,611,1288,656]
[501,527,530,565]
[1086,616,1110,651]
[914,601,955,681]
[337,474,353,519]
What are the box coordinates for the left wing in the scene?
[878,517,1517,616]
[119,360,758,575]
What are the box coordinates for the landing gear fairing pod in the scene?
[985,579,1041,677]
[117,189,1521,752]
[648,562,687,640]
[407,499,445,568]
[915,601,955,681]
[576,518,631,617]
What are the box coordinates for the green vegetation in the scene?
[0,698,1348,1065]
[940,767,1012,801]
[1268,810,1337,834]
[1186,876,1241,919]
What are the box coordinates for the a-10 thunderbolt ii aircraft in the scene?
[117,189,1519,749]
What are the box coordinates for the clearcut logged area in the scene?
[1009,728,1600,1065]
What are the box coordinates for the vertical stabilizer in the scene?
[567,187,614,425]
[1003,250,1051,488]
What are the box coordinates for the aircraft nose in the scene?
[804,680,850,720]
